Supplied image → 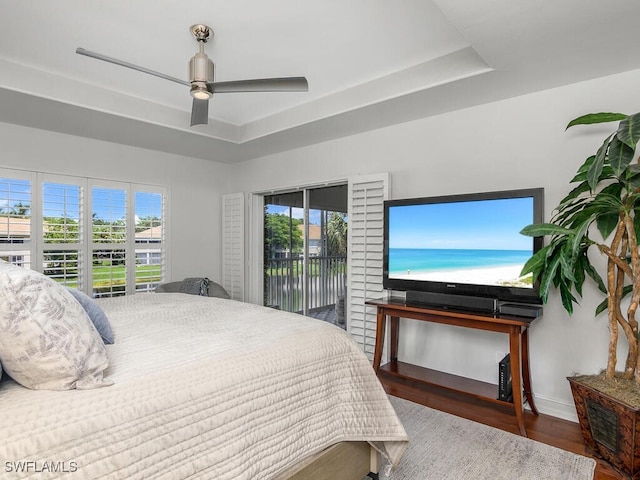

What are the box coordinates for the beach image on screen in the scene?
[387,197,534,288]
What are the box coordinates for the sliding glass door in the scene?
[263,184,347,325]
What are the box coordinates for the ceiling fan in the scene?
[76,24,309,127]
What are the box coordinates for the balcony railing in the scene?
[265,255,347,314]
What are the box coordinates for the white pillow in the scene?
[0,261,112,390]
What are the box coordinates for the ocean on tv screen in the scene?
[388,248,533,288]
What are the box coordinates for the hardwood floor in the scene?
[379,375,622,480]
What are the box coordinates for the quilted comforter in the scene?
[0,294,408,479]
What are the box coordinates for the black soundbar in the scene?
[405,291,497,313]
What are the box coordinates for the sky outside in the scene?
[388,197,534,251]
[266,204,322,224]
[1,178,162,222]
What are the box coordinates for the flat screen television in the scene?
[383,188,544,308]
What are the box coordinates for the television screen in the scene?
[383,188,544,305]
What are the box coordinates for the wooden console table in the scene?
[366,299,538,437]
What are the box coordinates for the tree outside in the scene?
[264,212,303,257]
[326,212,347,256]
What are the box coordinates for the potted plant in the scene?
[520,111,640,478]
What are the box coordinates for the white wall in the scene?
[228,67,640,421]
[0,122,232,283]
[5,65,640,421]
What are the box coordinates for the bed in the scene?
[0,267,408,480]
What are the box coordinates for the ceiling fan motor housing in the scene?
[189,52,214,98]
[190,52,214,83]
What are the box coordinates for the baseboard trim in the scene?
[530,394,578,423]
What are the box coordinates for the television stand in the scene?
[366,299,539,437]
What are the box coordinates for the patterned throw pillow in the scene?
[0,261,112,390]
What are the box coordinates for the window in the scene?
[0,174,33,268]
[91,185,127,298]
[0,168,168,297]
[42,181,82,287]
[134,190,164,293]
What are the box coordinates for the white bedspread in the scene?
[0,294,407,479]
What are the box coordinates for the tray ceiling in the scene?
[1,0,640,163]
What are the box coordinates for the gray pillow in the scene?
[65,287,114,344]
[208,281,231,299]
[181,277,209,296]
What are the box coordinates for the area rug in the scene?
[376,395,596,480]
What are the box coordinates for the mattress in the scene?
[0,294,408,479]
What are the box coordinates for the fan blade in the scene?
[76,48,190,87]
[190,98,209,126]
[209,77,308,93]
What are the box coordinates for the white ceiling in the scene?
[2,0,640,163]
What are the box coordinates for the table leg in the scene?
[521,327,538,415]
[509,326,527,437]
[373,309,386,371]
[390,316,399,362]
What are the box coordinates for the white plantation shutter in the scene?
[41,178,84,288]
[347,173,389,359]
[0,172,34,268]
[222,193,245,301]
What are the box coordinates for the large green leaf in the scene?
[572,166,615,184]
[627,171,640,191]
[595,297,608,316]
[599,182,624,200]
[596,212,620,240]
[557,194,589,213]
[559,181,590,208]
[560,241,577,284]
[587,135,612,191]
[591,190,624,208]
[566,207,599,232]
[573,253,587,297]
[570,218,592,258]
[570,155,595,183]
[559,282,577,315]
[596,285,634,315]
[520,247,548,277]
[566,112,627,130]
[569,156,615,184]
[520,223,574,237]
[599,166,617,182]
[617,113,640,149]
[608,136,636,178]
[555,200,591,228]
[583,257,607,293]
[593,186,623,239]
[539,250,562,300]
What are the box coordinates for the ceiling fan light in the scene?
[190,83,212,100]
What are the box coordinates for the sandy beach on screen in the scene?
[391,264,530,287]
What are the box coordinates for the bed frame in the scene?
[280,442,381,480]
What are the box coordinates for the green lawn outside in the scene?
[48,264,162,288]
[92,264,162,287]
